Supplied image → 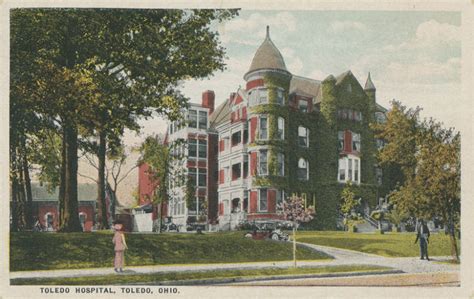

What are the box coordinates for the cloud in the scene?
[281,47,304,74]
[384,20,460,52]
[308,69,328,80]
[384,57,460,84]
[219,12,297,45]
[330,21,367,33]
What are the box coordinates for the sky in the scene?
[124,10,462,147]
[82,10,463,205]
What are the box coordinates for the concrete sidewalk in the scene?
[10,242,459,281]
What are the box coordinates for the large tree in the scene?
[11,8,238,231]
[373,101,460,261]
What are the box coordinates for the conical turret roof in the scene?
[245,26,288,78]
[364,72,376,91]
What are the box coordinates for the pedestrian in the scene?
[415,219,430,260]
[112,221,128,273]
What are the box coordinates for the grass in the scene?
[296,231,460,257]
[10,264,391,285]
[10,231,331,271]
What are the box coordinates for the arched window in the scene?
[297,158,309,180]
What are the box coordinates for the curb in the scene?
[134,269,404,286]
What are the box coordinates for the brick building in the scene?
[139,26,391,230]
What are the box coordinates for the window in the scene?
[188,168,197,187]
[198,168,207,187]
[376,168,383,185]
[224,166,230,182]
[298,126,309,147]
[188,109,197,128]
[243,128,249,144]
[259,116,268,140]
[258,150,268,176]
[277,153,285,176]
[352,132,361,152]
[232,163,241,181]
[276,89,284,105]
[338,159,346,181]
[338,131,344,151]
[259,189,268,212]
[277,117,285,139]
[188,139,197,158]
[354,159,359,182]
[199,111,207,129]
[243,191,249,212]
[298,99,308,112]
[258,89,268,104]
[231,131,241,146]
[248,88,268,106]
[348,158,353,181]
[347,83,352,93]
[297,158,308,180]
[198,140,207,158]
[338,155,361,184]
[375,112,386,124]
[243,160,249,178]
[231,198,240,213]
[276,190,285,211]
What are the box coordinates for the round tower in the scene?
[245,26,292,221]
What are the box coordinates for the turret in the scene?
[364,72,376,107]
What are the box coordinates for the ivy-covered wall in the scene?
[247,71,382,230]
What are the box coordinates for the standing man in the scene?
[415,219,430,260]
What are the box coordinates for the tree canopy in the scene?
[10,8,238,231]
[373,100,460,260]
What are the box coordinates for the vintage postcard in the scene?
[1,0,473,298]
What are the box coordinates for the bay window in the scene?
[338,155,361,184]
[188,109,197,128]
[259,116,268,140]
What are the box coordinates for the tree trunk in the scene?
[22,150,34,229]
[97,130,109,229]
[293,222,297,268]
[10,170,19,233]
[58,122,82,232]
[17,149,27,230]
[58,128,66,228]
[448,216,460,262]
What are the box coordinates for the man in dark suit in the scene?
[415,219,430,260]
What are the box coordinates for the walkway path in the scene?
[10,241,459,281]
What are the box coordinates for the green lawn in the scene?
[10,231,330,271]
[296,231,459,257]
[10,265,391,285]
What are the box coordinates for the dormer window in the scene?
[298,99,308,113]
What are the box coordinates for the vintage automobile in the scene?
[243,220,290,241]
[161,217,180,232]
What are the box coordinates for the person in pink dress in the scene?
[112,222,128,273]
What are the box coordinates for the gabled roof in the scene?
[31,183,97,201]
[335,70,353,85]
[289,75,322,103]
[245,26,288,77]
[209,98,231,129]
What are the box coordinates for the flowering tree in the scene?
[278,195,315,268]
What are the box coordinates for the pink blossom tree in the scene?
[278,195,315,268]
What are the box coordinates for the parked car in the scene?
[161,217,180,232]
[243,220,290,241]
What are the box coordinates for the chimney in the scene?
[201,90,215,115]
